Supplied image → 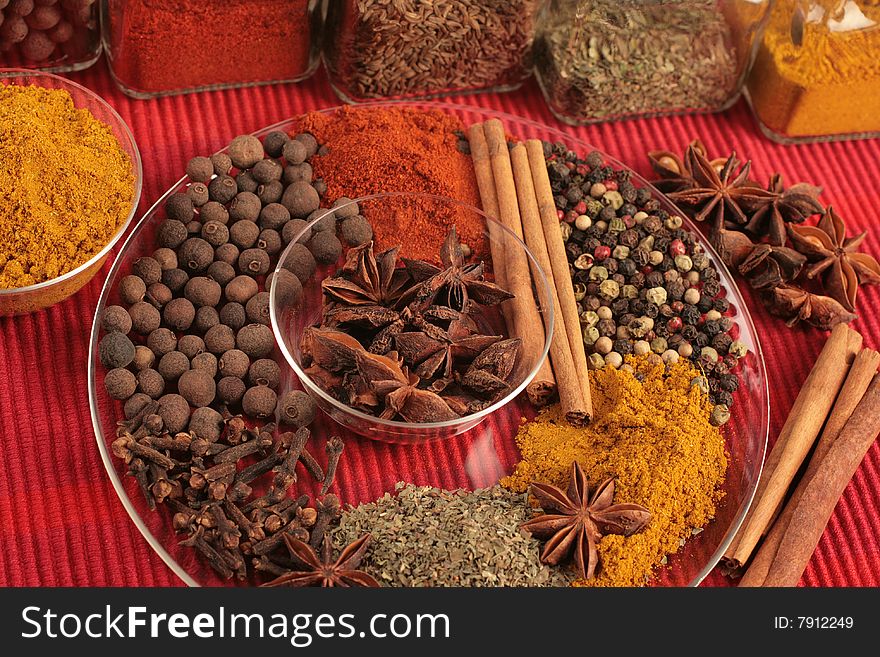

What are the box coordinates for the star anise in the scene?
[647,139,728,194]
[262,533,379,588]
[668,145,775,235]
[322,241,413,307]
[401,227,513,313]
[763,284,856,330]
[787,206,880,312]
[521,462,651,580]
[743,173,823,246]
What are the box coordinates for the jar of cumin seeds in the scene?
[534,0,771,125]
[324,0,542,102]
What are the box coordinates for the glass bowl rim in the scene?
[88,100,769,587]
[269,191,556,432]
[0,68,144,298]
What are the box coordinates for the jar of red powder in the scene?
[0,0,101,72]
[324,0,541,102]
[102,0,321,98]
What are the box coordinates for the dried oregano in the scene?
[332,483,574,587]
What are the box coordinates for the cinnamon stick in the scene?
[723,323,861,569]
[740,347,880,586]
[762,372,880,586]
[525,139,593,420]
[510,142,589,426]
[481,119,556,407]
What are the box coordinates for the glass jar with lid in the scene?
[101,0,322,98]
[534,0,771,125]
[324,0,542,102]
[0,0,101,72]
[747,0,880,142]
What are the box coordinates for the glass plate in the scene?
[88,102,769,587]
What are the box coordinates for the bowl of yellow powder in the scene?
[0,70,142,315]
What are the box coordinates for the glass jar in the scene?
[747,0,880,143]
[324,0,542,102]
[535,0,771,125]
[101,0,322,98]
[0,0,101,72]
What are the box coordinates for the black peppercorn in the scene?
[129,301,162,335]
[105,368,137,401]
[242,385,277,418]
[613,339,633,356]
[693,333,710,349]
[163,297,196,331]
[681,305,701,325]
[703,279,722,297]
[712,333,733,354]
[611,298,629,315]
[178,237,214,273]
[682,324,698,341]
[715,390,734,407]
[597,318,616,337]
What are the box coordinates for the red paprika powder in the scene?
[104,0,318,97]
[297,106,487,262]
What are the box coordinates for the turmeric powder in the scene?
[0,84,135,289]
[503,356,728,587]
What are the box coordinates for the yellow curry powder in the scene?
[503,356,728,587]
[748,0,880,138]
[0,85,135,289]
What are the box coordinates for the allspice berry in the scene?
[177,334,206,360]
[252,158,282,184]
[211,153,233,177]
[228,134,265,170]
[229,219,260,249]
[189,406,224,442]
[146,282,173,308]
[331,197,359,219]
[124,393,152,419]
[157,394,190,434]
[187,182,210,207]
[163,297,196,331]
[191,352,218,378]
[132,345,155,371]
[282,243,317,283]
[206,260,236,287]
[266,268,302,307]
[184,276,222,307]
[193,306,220,334]
[99,332,135,369]
[225,275,259,304]
[162,268,189,293]
[204,324,236,354]
[281,217,310,245]
[178,369,216,408]
[137,368,165,399]
[220,302,247,330]
[242,385,277,418]
[245,291,270,325]
[294,132,319,158]
[200,201,229,225]
[178,237,214,273]
[263,131,290,158]
[157,350,190,381]
[165,193,194,222]
[147,327,177,357]
[152,247,178,271]
[248,358,280,389]
[201,220,229,247]
[132,256,162,285]
[307,208,335,233]
[238,248,270,276]
[157,219,189,250]
[237,170,258,194]
[208,175,238,205]
[120,274,147,305]
[259,202,291,231]
[105,368,137,401]
[277,390,316,427]
[219,348,250,379]
[229,192,262,223]
[282,138,307,165]
[282,162,312,185]
[309,231,343,264]
[218,376,246,405]
[129,301,161,335]
[281,181,320,218]
[214,242,240,266]
[257,228,282,256]
[340,216,373,247]
[101,305,132,334]
[237,323,275,359]
[186,156,214,183]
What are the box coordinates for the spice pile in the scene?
[0,0,97,63]
[535,0,738,123]
[333,483,572,587]
[0,84,134,289]
[504,356,728,586]
[297,106,485,262]
[649,139,880,328]
[302,229,521,422]
[324,0,540,100]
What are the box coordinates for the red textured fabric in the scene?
[1,59,878,587]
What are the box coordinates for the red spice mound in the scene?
[297,106,486,263]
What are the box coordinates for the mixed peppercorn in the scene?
[544,142,746,423]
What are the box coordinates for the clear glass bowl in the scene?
[89,102,768,587]
[270,193,554,444]
[0,70,142,316]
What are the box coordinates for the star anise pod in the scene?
[322,241,412,307]
[262,533,379,588]
[763,284,856,330]
[669,145,776,235]
[401,227,513,313]
[743,173,823,246]
[647,139,728,194]
[738,242,806,291]
[787,206,880,312]
[521,462,651,580]
[460,337,522,399]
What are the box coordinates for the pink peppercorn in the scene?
[556,209,565,221]
[669,239,687,256]
[604,180,618,191]
[667,317,683,332]
[594,245,611,260]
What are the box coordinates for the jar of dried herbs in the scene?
[747,0,880,143]
[534,0,771,125]
[323,0,542,102]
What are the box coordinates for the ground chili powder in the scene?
[296,106,486,263]
[106,0,315,95]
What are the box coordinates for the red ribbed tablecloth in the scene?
[1,59,878,587]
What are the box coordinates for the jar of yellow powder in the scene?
[747,0,880,142]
